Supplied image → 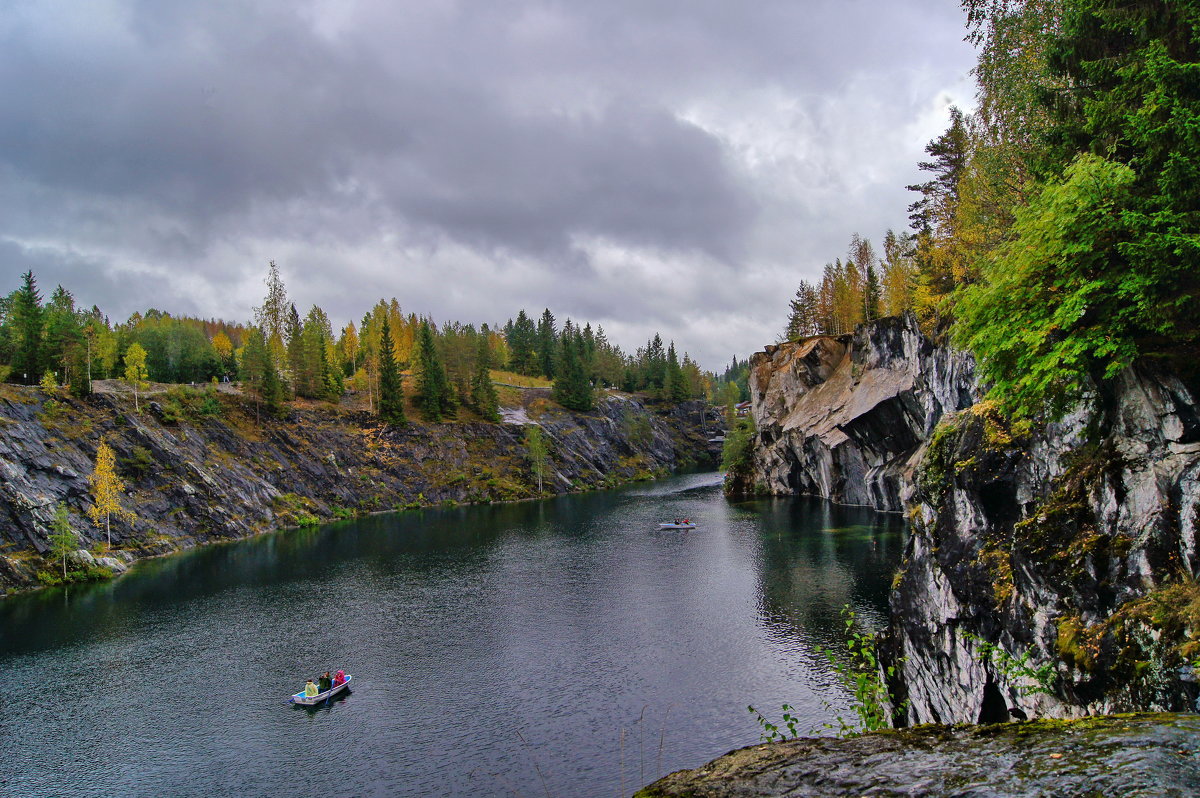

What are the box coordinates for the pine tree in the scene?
[87,439,134,548]
[377,317,406,425]
[10,270,44,385]
[49,502,77,578]
[123,343,148,411]
[471,334,500,422]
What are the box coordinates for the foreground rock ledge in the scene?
[636,713,1200,797]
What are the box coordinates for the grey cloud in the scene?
[0,0,976,367]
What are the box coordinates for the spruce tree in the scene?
[863,264,882,322]
[537,308,557,379]
[471,335,500,422]
[415,320,454,421]
[553,325,594,411]
[665,342,689,404]
[10,270,44,384]
[260,347,286,419]
[284,303,303,397]
[377,317,406,425]
[506,310,537,375]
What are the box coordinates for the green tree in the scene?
[553,322,594,411]
[955,155,1139,418]
[537,308,558,379]
[123,342,148,411]
[525,424,551,493]
[664,342,689,404]
[377,317,406,425]
[49,502,77,578]
[471,334,500,422]
[87,439,134,547]
[863,264,882,322]
[786,281,819,339]
[10,270,44,384]
[415,320,454,422]
[506,310,537,375]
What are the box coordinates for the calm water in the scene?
[0,472,903,797]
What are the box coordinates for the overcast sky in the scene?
[0,0,976,370]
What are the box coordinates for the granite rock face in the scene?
[743,314,976,510]
[637,713,1200,797]
[0,386,720,594]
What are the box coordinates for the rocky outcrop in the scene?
[743,314,976,510]
[742,315,1200,725]
[892,367,1200,725]
[0,385,720,594]
[637,713,1200,797]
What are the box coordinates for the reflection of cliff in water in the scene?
[745,497,905,653]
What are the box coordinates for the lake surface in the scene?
[0,472,903,797]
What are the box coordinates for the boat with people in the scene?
[290,672,352,705]
[658,519,697,530]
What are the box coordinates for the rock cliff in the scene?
[741,314,1200,724]
[741,314,976,510]
[0,384,720,594]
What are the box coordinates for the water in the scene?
[0,472,904,797]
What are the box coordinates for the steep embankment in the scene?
[739,314,1200,724]
[0,384,720,594]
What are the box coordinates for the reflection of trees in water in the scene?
[750,497,905,651]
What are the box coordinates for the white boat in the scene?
[658,522,697,529]
[290,674,352,705]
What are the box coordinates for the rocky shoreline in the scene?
[0,383,721,595]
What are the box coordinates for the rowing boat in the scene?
[658,522,696,529]
[290,674,352,705]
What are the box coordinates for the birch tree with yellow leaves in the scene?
[87,439,135,548]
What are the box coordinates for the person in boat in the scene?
[304,679,319,698]
[319,671,333,693]
[333,670,346,687]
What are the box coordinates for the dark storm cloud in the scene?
[0,0,976,366]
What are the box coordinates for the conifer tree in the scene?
[471,334,500,422]
[664,342,689,404]
[377,317,406,425]
[260,344,286,420]
[507,310,537,375]
[10,270,44,384]
[49,501,77,578]
[415,320,454,421]
[284,303,303,396]
[553,323,594,411]
[537,308,557,379]
[863,264,882,322]
[786,281,819,339]
[123,342,148,411]
[87,439,134,548]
